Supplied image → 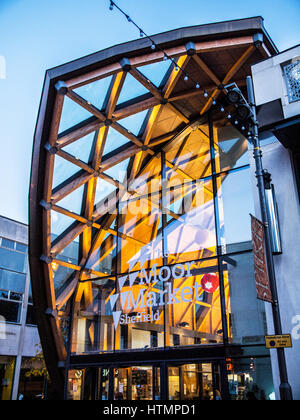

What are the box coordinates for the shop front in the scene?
[29,18,278,399]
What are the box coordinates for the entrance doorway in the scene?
[95,362,221,400]
[168,363,221,400]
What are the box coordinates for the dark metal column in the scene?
[246,75,293,401]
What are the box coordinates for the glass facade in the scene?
[69,115,264,355]
[30,27,280,399]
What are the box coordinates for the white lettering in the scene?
[139,264,157,285]
[181,286,193,302]
[292,315,300,340]
[127,289,145,309]
[158,266,171,282]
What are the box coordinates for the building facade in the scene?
[251,45,300,400]
[0,215,46,400]
[29,17,299,400]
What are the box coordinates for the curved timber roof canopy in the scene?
[29,16,277,397]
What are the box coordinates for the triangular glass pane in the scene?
[62,131,95,163]
[52,154,80,189]
[51,210,74,239]
[117,72,149,105]
[94,178,117,206]
[56,241,80,265]
[138,60,171,87]
[59,95,92,134]
[57,184,85,214]
[86,232,116,275]
[102,127,129,156]
[118,110,148,136]
[53,267,75,297]
[103,159,130,183]
[73,76,113,110]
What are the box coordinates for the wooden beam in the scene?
[105,71,127,119]
[56,275,79,310]
[56,118,104,149]
[56,149,94,174]
[67,90,106,122]
[113,96,160,120]
[51,222,87,256]
[200,45,255,115]
[129,67,163,100]
[192,55,221,86]
[66,62,122,89]
[100,144,141,172]
[194,35,254,53]
[162,55,191,99]
[51,171,94,204]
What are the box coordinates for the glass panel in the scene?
[56,184,85,214]
[118,110,148,136]
[102,126,131,156]
[131,366,153,400]
[94,177,117,208]
[116,269,164,351]
[167,259,223,346]
[0,356,16,400]
[54,240,80,266]
[52,154,80,189]
[1,238,14,249]
[62,131,95,163]
[213,122,249,173]
[59,96,92,134]
[15,242,27,253]
[71,282,115,354]
[0,269,26,293]
[117,154,162,275]
[51,263,75,297]
[221,252,267,345]
[74,76,113,110]
[117,73,149,106]
[164,178,216,264]
[67,369,84,400]
[168,367,180,400]
[99,368,109,400]
[216,167,254,254]
[103,158,129,183]
[85,232,116,275]
[51,210,75,239]
[138,60,171,87]
[165,124,211,179]
[227,357,274,400]
[0,247,26,273]
[114,368,128,400]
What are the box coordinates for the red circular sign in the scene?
[201,273,219,293]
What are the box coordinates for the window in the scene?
[283,60,300,103]
[0,237,27,273]
[0,289,23,323]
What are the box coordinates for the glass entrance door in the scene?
[168,363,221,400]
[110,366,160,400]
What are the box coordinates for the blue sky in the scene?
[0,0,299,224]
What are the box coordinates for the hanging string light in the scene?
[108,0,235,121]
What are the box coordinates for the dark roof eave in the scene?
[46,16,278,85]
